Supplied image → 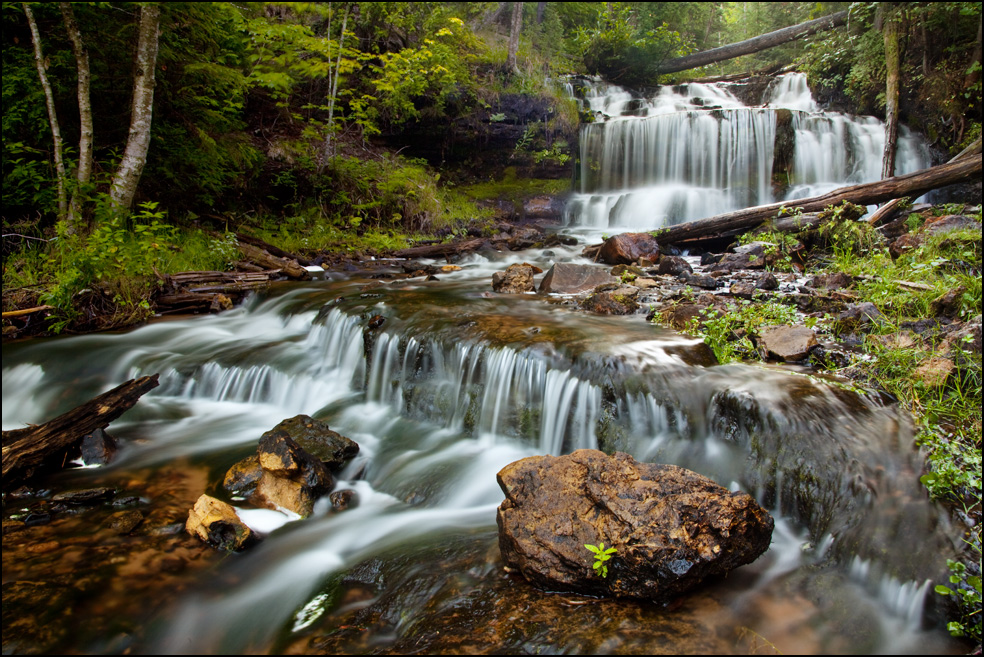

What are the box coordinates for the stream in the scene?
[1,74,964,654]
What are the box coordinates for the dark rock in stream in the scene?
[262,415,359,470]
[495,450,773,601]
[252,431,334,517]
[491,263,536,293]
[538,263,617,294]
[594,232,661,265]
[657,255,693,277]
[80,428,118,466]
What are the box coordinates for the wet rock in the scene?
[609,264,645,278]
[866,332,920,350]
[659,303,713,332]
[632,277,658,290]
[756,326,818,362]
[889,232,922,259]
[329,489,358,512]
[186,494,255,551]
[580,287,639,315]
[524,196,564,219]
[681,273,720,290]
[496,450,773,601]
[367,315,386,330]
[700,253,723,266]
[912,357,955,388]
[106,509,144,535]
[223,454,263,498]
[51,487,115,506]
[492,263,536,293]
[538,263,616,294]
[810,272,854,290]
[710,251,764,272]
[756,272,779,291]
[834,302,884,334]
[261,415,359,470]
[506,226,544,250]
[923,213,982,236]
[657,255,693,277]
[80,428,117,466]
[929,286,967,319]
[729,281,756,299]
[808,344,855,370]
[596,232,661,265]
[253,431,333,516]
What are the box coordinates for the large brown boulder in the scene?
[596,233,661,265]
[538,263,616,294]
[755,325,818,362]
[496,450,773,601]
[251,431,334,516]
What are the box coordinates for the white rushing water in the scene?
[0,73,956,655]
[566,72,932,234]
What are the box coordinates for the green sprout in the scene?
[585,542,617,578]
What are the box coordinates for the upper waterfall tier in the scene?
[565,73,932,231]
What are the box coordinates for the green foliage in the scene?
[584,542,617,578]
[576,3,691,87]
[935,549,983,642]
[687,300,798,364]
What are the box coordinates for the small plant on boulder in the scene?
[585,542,617,578]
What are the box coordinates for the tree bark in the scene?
[655,11,848,75]
[867,136,982,226]
[110,3,161,212]
[881,4,903,179]
[2,375,159,489]
[23,3,68,222]
[507,2,523,73]
[651,155,983,245]
[60,2,93,227]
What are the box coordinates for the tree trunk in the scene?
[23,3,68,222]
[59,2,93,228]
[109,3,161,212]
[966,17,982,89]
[881,5,902,179]
[2,375,159,489]
[392,237,487,260]
[507,2,523,73]
[323,3,350,165]
[655,11,848,75]
[651,155,983,245]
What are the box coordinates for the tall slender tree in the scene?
[880,3,904,179]
[507,2,523,73]
[23,2,68,222]
[59,2,92,226]
[110,2,161,211]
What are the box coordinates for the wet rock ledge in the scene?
[496,449,774,601]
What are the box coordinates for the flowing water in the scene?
[1,75,963,654]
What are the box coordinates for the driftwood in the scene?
[656,12,848,75]
[238,241,310,280]
[654,155,982,246]
[2,374,159,488]
[1,304,54,319]
[867,136,982,226]
[155,270,278,314]
[392,238,488,260]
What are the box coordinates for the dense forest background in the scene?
[2,1,982,329]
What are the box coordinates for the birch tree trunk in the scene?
[323,3,349,166]
[110,2,161,212]
[507,2,523,73]
[881,5,902,180]
[23,3,68,222]
[60,2,93,226]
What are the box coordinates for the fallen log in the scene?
[653,155,982,246]
[238,242,310,280]
[2,304,54,319]
[235,232,314,266]
[2,374,159,489]
[392,238,488,260]
[656,12,847,75]
[867,136,982,226]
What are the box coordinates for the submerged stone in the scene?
[538,263,617,294]
[496,450,773,601]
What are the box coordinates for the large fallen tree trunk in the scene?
[657,11,848,75]
[238,241,310,280]
[2,374,159,489]
[654,154,982,245]
[392,238,488,260]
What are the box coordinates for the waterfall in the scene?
[566,72,932,232]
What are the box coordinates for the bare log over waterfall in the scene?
[656,12,848,75]
[2,374,159,488]
[653,155,982,246]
